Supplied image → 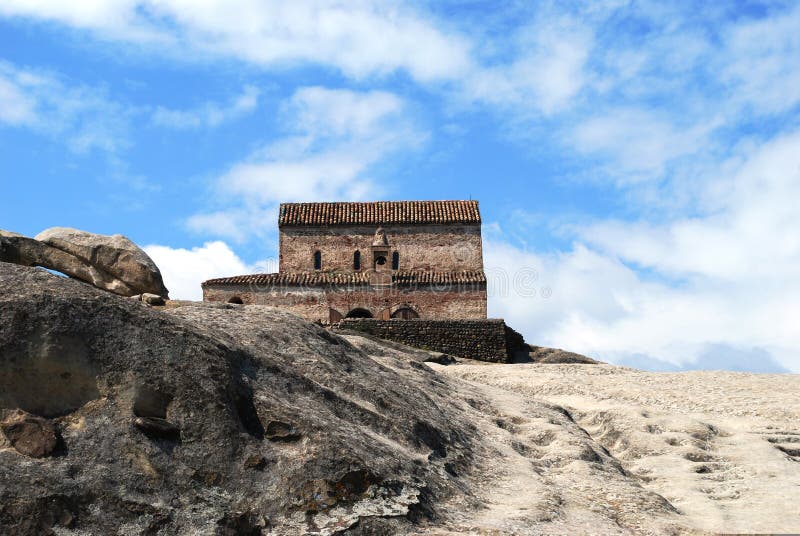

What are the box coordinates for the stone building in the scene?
[202,200,488,323]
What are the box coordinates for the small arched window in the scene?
[313,250,321,270]
[353,250,361,270]
[392,251,399,270]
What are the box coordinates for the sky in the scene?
[2,1,799,373]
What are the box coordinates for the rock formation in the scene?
[0,228,168,298]
[0,262,479,534]
[2,261,796,534]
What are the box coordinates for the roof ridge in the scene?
[278,200,481,227]
[203,269,486,287]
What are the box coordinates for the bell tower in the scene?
[370,227,392,286]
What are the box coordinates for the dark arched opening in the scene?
[353,250,361,270]
[313,250,321,270]
[228,296,244,304]
[345,308,373,318]
[391,306,419,319]
[392,251,399,270]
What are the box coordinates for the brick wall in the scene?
[338,318,522,363]
[279,224,483,273]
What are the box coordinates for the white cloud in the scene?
[721,5,800,115]
[462,17,592,115]
[188,86,422,241]
[0,74,37,125]
[152,85,260,129]
[0,1,597,116]
[580,130,800,281]
[0,60,130,153]
[0,0,471,83]
[487,129,800,373]
[144,240,275,301]
[568,108,719,183]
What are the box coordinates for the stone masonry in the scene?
[202,201,489,323]
[338,318,527,363]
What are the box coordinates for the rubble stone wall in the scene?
[338,318,522,363]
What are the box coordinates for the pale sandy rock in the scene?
[434,362,800,534]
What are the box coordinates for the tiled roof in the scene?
[278,200,481,227]
[392,270,486,285]
[202,270,486,287]
[203,272,370,286]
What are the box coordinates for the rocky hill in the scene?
[1,262,798,534]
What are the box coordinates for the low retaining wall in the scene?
[338,318,526,363]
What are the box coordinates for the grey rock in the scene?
[36,227,169,298]
[0,231,139,295]
[140,293,165,306]
[1,228,169,298]
[528,345,599,364]
[132,416,181,440]
[0,262,477,535]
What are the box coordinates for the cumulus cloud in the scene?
[188,86,423,241]
[568,108,719,183]
[721,5,800,115]
[144,241,275,301]
[0,1,597,115]
[0,0,471,83]
[462,16,592,115]
[0,61,131,153]
[486,129,800,373]
[152,85,260,129]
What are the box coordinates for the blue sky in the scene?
[2,1,799,372]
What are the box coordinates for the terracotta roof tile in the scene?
[202,270,486,287]
[278,200,480,226]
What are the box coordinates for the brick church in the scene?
[202,200,487,323]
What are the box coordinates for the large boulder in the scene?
[0,228,168,298]
[0,230,138,295]
[36,227,168,298]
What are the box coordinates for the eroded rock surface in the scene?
[0,262,477,534]
[438,362,800,534]
[2,262,749,534]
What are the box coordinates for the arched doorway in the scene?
[391,306,419,319]
[345,308,373,318]
[228,296,244,304]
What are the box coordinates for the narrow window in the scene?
[392,251,399,270]
[353,250,361,270]
[313,250,321,270]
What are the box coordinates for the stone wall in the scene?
[279,224,483,273]
[202,283,487,323]
[338,318,521,363]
